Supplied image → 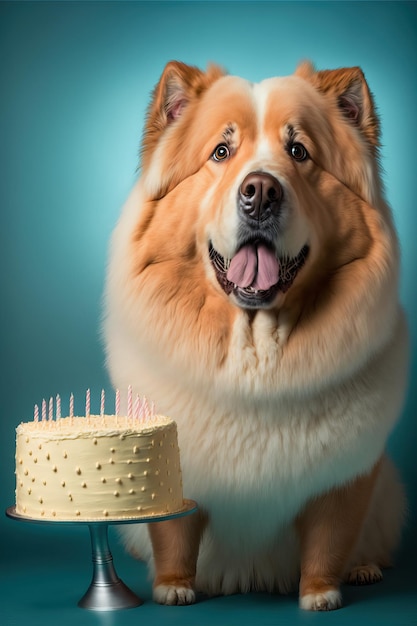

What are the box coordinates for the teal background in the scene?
[1,2,416,624]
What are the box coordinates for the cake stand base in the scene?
[6,500,197,611]
[78,523,142,610]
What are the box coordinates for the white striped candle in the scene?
[100,389,105,418]
[127,385,133,419]
[115,389,120,416]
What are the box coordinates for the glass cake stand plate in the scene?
[6,499,197,611]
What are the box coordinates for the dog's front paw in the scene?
[300,588,342,611]
[153,583,196,606]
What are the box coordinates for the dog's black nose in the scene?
[239,172,282,221]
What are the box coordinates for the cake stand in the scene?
[6,499,197,611]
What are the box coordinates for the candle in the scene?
[34,404,39,422]
[86,388,90,418]
[127,385,133,419]
[69,393,74,418]
[42,399,46,422]
[143,397,150,421]
[56,394,61,420]
[48,397,53,421]
[115,389,120,416]
[134,394,140,419]
[100,389,105,418]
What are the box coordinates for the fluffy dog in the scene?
[104,61,409,610]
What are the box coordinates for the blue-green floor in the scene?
[1,519,416,626]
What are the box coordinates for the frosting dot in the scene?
[127,473,133,479]
[127,459,132,464]
[46,453,50,460]
[52,465,57,472]
[93,438,98,445]
[143,470,148,477]
[38,497,43,504]
[76,467,81,475]
[33,457,38,463]
[113,491,119,497]
[103,510,108,517]
[63,451,68,458]
[96,462,101,470]
[101,477,106,483]
[133,446,139,454]
[52,511,56,517]
[42,480,46,486]
[61,481,66,487]
[109,458,114,464]
[141,486,146,492]
[137,506,142,512]
[29,450,32,456]
[115,477,122,484]
[68,493,73,501]
[128,489,135,495]
[110,447,115,453]
[76,510,81,516]
[81,482,87,488]
[151,493,156,500]
[18,458,23,465]
[27,488,31,495]
[38,444,42,450]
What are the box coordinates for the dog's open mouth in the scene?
[209,240,309,308]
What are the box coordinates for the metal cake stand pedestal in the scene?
[6,499,197,611]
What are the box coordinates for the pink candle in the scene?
[48,397,53,421]
[69,393,74,418]
[115,389,120,416]
[56,394,61,420]
[127,385,133,419]
[100,389,105,418]
[86,388,90,418]
[34,404,39,422]
[134,394,140,419]
[143,397,150,422]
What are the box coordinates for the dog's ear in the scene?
[142,61,225,168]
[296,62,379,150]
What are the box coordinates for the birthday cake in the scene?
[14,391,185,521]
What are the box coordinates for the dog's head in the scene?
[138,61,391,312]
[109,61,399,392]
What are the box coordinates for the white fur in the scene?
[300,589,342,611]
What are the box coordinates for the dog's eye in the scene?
[290,143,309,162]
[212,144,230,162]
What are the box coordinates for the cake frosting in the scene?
[15,414,184,521]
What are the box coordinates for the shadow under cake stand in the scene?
[6,499,197,611]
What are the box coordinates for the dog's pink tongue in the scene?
[226,244,280,290]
